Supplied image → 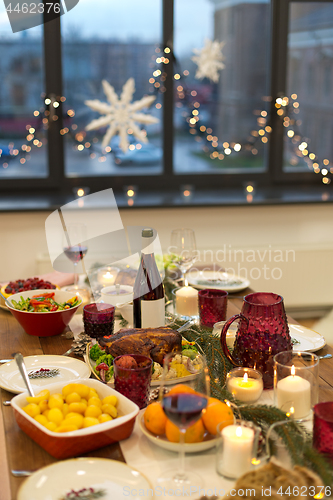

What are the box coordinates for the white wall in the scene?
[1,203,333,312]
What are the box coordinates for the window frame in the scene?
[0,0,331,198]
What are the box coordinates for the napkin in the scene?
[0,271,74,288]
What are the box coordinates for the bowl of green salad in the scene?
[7,289,82,337]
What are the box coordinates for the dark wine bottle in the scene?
[133,228,165,328]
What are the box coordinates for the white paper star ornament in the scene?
[192,39,225,83]
[85,78,159,152]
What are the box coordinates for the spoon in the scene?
[14,353,35,397]
[0,290,11,308]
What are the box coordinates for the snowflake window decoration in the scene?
[192,38,225,83]
[85,78,159,153]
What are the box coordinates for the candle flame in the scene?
[236,426,242,437]
[103,272,114,279]
[243,373,248,383]
[291,365,296,376]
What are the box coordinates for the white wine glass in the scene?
[157,351,210,491]
[62,223,88,291]
[170,228,197,285]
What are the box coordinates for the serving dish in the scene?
[186,270,250,292]
[11,378,139,459]
[17,458,153,500]
[6,289,82,336]
[139,413,217,453]
[86,343,199,387]
[0,355,91,394]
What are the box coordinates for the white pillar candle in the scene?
[276,365,311,419]
[227,373,263,403]
[217,425,254,479]
[175,286,198,317]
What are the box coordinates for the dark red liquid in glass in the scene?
[64,245,88,263]
[162,393,207,428]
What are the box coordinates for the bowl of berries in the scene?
[6,289,82,337]
[0,277,57,309]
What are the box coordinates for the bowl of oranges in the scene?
[11,379,139,459]
[140,384,235,453]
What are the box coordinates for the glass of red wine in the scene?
[157,351,210,492]
[62,223,88,292]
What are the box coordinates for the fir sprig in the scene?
[168,315,333,485]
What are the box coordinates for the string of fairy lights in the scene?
[0,44,331,185]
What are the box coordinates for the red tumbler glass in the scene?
[83,303,115,340]
[198,289,228,328]
[313,402,333,462]
[114,354,152,409]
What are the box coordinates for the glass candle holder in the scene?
[198,289,228,328]
[113,354,152,409]
[83,303,115,340]
[97,266,120,286]
[212,320,237,349]
[216,419,260,480]
[227,367,263,403]
[274,351,319,419]
[313,402,333,462]
[172,286,199,319]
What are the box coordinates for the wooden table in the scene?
[1,295,333,499]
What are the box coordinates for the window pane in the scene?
[61,0,162,178]
[0,7,47,178]
[174,0,270,174]
[285,2,333,174]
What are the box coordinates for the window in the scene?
[0,0,331,201]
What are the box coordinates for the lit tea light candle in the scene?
[217,424,255,479]
[276,365,311,419]
[175,286,198,317]
[227,370,263,403]
[97,267,119,286]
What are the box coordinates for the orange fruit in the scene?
[167,384,196,396]
[144,402,167,436]
[165,418,205,443]
[201,397,234,436]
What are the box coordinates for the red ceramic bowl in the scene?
[7,289,82,337]
[11,379,139,459]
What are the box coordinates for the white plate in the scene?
[139,414,217,453]
[289,324,326,352]
[0,355,91,394]
[215,323,326,353]
[186,270,250,292]
[86,343,198,387]
[17,458,152,500]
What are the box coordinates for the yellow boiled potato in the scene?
[83,417,99,428]
[72,384,90,399]
[64,413,84,429]
[68,402,86,414]
[99,413,112,423]
[22,403,41,418]
[85,405,102,419]
[48,393,64,410]
[26,389,50,405]
[42,409,50,419]
[38,400,49,413]
[62,403,69,417]
[88,388,98,399]
[34,414,49,427]
[102,395,118,407]
[88,397,102,408]
[45,421,57,432]
[101,404,117,418]
[48,408,64,426]
[65,392,81,405]
[62,383,77,399]
[55,424,78,433]
[80,398,88,407]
